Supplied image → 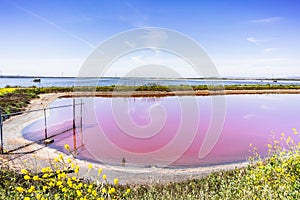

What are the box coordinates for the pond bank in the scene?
[61,89,300,98]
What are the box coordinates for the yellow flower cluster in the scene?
[13,144,131,199]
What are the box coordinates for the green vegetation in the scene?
[0,88,40,114]
[223,84,300,90]
[0,144,130,200]
[0,130,299,199]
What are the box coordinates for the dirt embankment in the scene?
[60,89,300,98]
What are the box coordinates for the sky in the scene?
[0,0,300,78]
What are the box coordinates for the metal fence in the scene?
[0,98,84,154]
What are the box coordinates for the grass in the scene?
[0,130,299,199]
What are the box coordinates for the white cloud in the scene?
[249,17,284,24]
[263,48,280,54]
[246,37,277,45]
[246,37,263,45]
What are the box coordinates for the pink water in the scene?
[23,94,300,167]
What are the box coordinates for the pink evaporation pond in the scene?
[23,94,300,167]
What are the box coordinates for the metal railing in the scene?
[0,98,84,154]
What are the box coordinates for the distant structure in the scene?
[33,78,41,83]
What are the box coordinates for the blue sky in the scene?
[0,0,299,77]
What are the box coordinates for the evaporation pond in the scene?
[23,94,300,167]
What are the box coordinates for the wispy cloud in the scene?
[246,37,263,45]
[249,17,284,24]
[263,48,280,54]
[246,37,278,45]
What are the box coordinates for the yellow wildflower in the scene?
[48,182,55,187]
[64,144,70,151]
[24,175,31,180]
[28,186,35,193]
[21,169,28,174]
[16,186,25,193]
[75,165,80,174]
[41,167,51,173]
[77,190,82,197]
[61,187,67,193]
[102,174,107,180]
[24,197,30,200]
[88,163,93,169]
[57,181,63,186]
[126,188,131,194]
[71,163,75,169]
[113,178,119,185]
[98,168,103,176]
[101,188,106,193]
[36,194,42,200]
[109,187,116,194]
[43,186,48,191]
[33,175,39,181]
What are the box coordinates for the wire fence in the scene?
[0,98,84,154]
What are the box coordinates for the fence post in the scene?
[44,108,48,140]
[0,109,3,154]
[80,98,83,146]
[73,98,77,153]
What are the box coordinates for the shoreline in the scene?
[1,90,293,184]
[60,89,300,98]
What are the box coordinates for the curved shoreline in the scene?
[1,90,294,184]
[60,89,300,98]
